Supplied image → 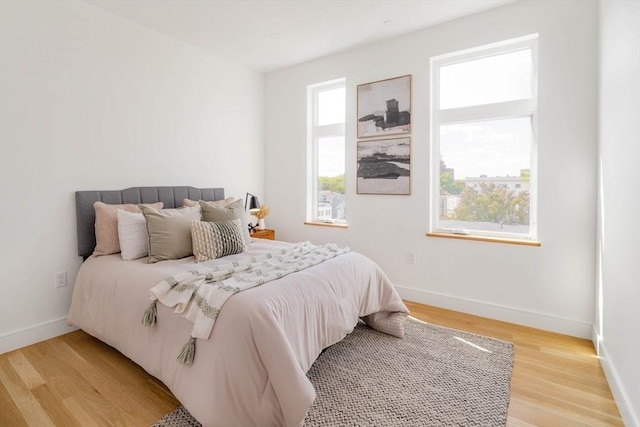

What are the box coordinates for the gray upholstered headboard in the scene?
[75,186,225,258]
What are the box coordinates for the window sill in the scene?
[426,232,541,247]
[304,221,348,229]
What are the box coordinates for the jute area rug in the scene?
[153,317,514,427]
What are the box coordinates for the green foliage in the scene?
[440,172,465,195]
[319,174,345,194]
[454,183,529,225]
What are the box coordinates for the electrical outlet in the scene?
[408,252,416,265]
[55,271,67,288]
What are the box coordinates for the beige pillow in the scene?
[140,204,202,263]
[199,199,251,244]
[93,201,162,256]
[182,197,235,208]
[191,219,245,263]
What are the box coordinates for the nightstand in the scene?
[251,228,275,240]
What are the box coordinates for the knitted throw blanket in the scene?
[142,242,350,364]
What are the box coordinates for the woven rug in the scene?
[153,317,514,427]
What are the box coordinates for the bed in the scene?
[68,186,409,427]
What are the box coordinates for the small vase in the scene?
[257,218,266,230]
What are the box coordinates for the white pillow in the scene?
[117,209,150,261]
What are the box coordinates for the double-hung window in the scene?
[307,78,347,224]
[430,34,538,242]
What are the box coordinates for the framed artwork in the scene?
[357,75,411,138]
[357,137,411,195]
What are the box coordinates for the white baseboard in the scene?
[589,327,638,426]
[0,317,78,354]
[599,341,640,427]
[396,285,593,339]
[592,324,601,356]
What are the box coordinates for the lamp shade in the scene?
[245,193,260,211]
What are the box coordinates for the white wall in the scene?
[265,0,598,338]
[0,0,264,353]
[598,1,640,425]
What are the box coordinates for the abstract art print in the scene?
[357,75,411,138]
[357,137,411,195]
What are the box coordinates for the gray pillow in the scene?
[199,199,251,244]
[140,204,202,263]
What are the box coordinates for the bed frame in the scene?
[75,186,225,258]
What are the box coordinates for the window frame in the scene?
[306,78,347,225]
[430,34,539,242]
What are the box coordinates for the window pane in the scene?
[438,117,531,234]
[317,136,346,221]
[318,87,346,126]
[440,49,532,109]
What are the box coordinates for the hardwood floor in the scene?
[0,301,623,426]
[405,302,623,426]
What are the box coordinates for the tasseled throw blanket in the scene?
[142,242,350,364]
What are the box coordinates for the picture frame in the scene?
[357,137,411,195]
[357,75,411,138]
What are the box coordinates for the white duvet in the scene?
[67,239,409,427]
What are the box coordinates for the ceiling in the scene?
[86,0,514,73]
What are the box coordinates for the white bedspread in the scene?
[67,239,409,427]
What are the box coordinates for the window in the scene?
[307,79,346,224]
[430,35,538,241]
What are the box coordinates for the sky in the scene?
[439,48,531,109]
[440,117,532,179]
[318,136,345,177]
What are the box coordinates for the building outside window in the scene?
[430,34,538,240]
[307,78,346,224]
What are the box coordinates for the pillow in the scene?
[191,219,245,262]
[199,199,251,245]
[93,201,163,256]
[140,204,202,263]
[182,197,235,208]
[117,210,150,261]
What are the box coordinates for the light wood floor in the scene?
[0,301,623,426]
